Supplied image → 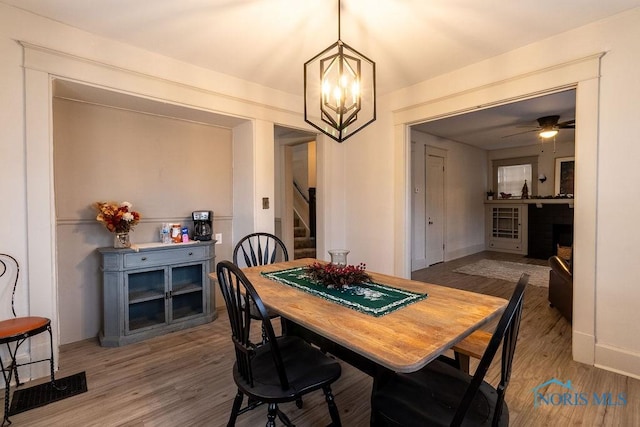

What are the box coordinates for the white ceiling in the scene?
[7,0,637,147]
[413,89,576,150]
[5,0,639,96]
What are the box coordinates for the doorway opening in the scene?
[274,126,317,259]
[409,89,576,271]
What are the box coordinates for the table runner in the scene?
[261,266,427,317]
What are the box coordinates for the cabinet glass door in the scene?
[171,264,204,321]
[126,269,167,332]
[492,207,520,239]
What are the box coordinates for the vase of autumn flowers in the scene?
[94,201,141,248]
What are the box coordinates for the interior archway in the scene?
[393,54,602,366]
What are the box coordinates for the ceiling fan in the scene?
[503,115,575,139]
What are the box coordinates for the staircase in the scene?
[294,214,316,259]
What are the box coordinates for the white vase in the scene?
[114,232,131,249]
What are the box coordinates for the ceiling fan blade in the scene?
[558,119,575,129]
[501,129,537,138]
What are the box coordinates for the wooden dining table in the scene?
[234,258,508,375]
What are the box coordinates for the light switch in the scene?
[262,197,269,209]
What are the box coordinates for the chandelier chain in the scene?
[337,0,342,41]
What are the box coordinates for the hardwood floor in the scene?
[6,252,639,426]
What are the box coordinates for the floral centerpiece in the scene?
[93,201,141,248]
[306,261,371,289]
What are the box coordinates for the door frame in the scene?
[394,53,603,367]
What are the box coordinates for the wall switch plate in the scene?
[215,233,222,244]
[262,197,269,209]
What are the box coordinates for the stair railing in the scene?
[292,181,316,239]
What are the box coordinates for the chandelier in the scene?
[304,0,376,143]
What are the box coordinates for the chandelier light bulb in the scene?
[333,86,342,106]
[322,80,331,96]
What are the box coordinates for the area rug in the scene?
[453,259,550,287]
[9,371,87,416]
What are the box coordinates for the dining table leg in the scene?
[281,318,381,377]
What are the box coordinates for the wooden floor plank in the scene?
[5,251,638,426]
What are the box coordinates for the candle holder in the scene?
[328,249,350,265]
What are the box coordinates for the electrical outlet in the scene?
[215,233,222,245]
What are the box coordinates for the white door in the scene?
[426,155,445,265]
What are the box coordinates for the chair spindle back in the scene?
[233,233,289,268]
[451,273,528,427]
[216,260,290,389]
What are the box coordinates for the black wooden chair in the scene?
[233,232,289,268]
[216,260,342,426]
[370,273,529,427]
[233,232,288,342]
[0,253,59,426]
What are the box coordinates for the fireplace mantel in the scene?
[486,199,574,208]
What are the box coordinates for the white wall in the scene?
[53,98,233,344]
[589,10,640,376]
[342,9,640,378]
[411,131,487,266]
[340,101,396,270]
[292,144,310,192]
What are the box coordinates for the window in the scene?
[497,164,531,197]
[492,156,538,198]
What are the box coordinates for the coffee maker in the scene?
[192,210,213,241]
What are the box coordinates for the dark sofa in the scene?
[548,254,573,323]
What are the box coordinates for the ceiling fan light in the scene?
[539,129,558,139]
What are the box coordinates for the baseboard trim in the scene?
[572,329,595,365]
[595,343,640,380]
[446,244,486,262]
[412,258,427,271]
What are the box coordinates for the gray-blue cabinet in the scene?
[98,241,216,346]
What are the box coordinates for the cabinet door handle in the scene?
[188,252,193,256]
[141,257,147,261]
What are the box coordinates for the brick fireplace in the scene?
[527,203,574,260]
